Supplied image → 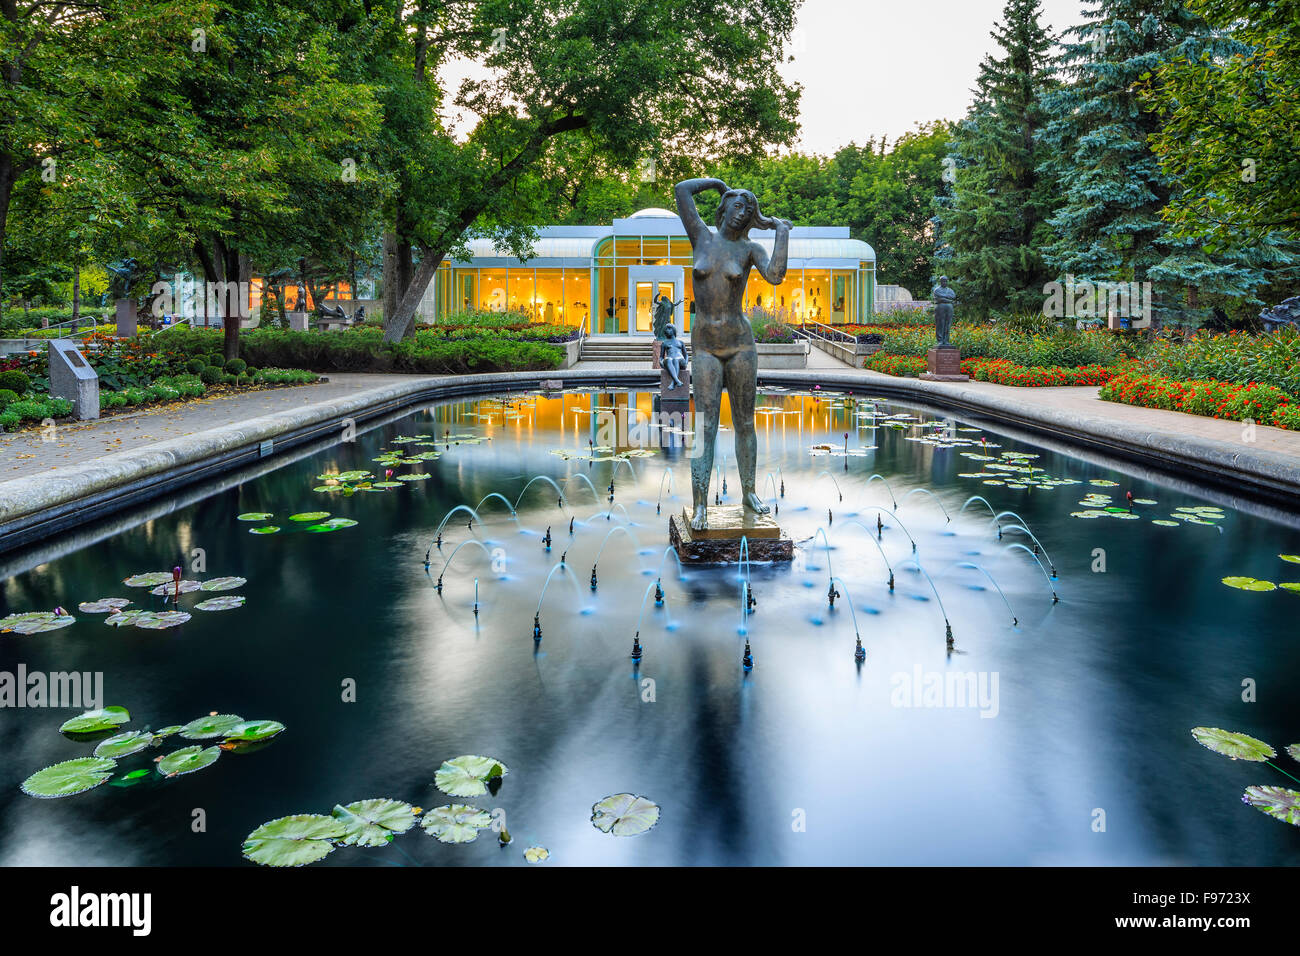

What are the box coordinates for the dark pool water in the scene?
[2,389,1298,866]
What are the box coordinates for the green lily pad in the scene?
[1151,519,1180,527]
[1242,785,1300,826]
[3,612,76,634]
[1281,555,1300,564]
[21,757,117,798]
[149,579,201,596]
[77,598,131,614]
[60,706,130,734]
[93,730,156,759]
[591,792,661,836]
[1191,727,1276,761]
[1221,577,1276,592]
[223,719,284,742]
[250,526,280,535]
[332,798,418,847]
[180,714,244,739]
[421,804,493,844]
[320,518,357,529]
[1281,583,1300,594]
[104,609,152,627]
[201,576,246,591]
[289,512,330,522]
[243,814,347,867]
[157,745,221,777]
[1288,744,1300,762]
[154,725,183,737]
[524,845,550,863]
[194,596,246,611]
[396,473,431,481]
[434,755,508,797]
[237,513,273,521]
[123,572,175,587]
[134,611,191,629]
[371,481,403,489]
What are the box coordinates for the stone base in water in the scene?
[669,506,793,564]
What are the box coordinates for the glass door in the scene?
[635,282,654,332]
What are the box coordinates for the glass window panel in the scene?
[481,270,507,312]
[635,282,654,332]
[534,269,563,324]
[508,270,533,317]
[564,269,589,329]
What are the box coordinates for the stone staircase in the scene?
[578,335,677,363]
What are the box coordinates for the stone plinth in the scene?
[660,365,690,402]
[287,311,309,331]
[668,505,793,564]
[48,338,99,420]
[920,346,968,382]
[115,298,137,337]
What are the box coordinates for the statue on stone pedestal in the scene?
[105,258,142,303]
[660,323,688,388]
[674,177,790,530]
[931,275,957,347]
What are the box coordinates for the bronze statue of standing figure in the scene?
[674,178,791,530]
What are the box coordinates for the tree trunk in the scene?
[383,250,443,342]
[0,154,12,326]
[221,241,241,359]
[71,262,81,325]
[382,229,398,323]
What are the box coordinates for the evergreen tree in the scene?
[938,0,1059,315]
[1039,0,1293,325]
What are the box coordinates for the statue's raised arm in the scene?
[675,178,729,246]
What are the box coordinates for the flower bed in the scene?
[1100,370,1300,430]
[1142,329,1300,395]
[863,353,1118,386]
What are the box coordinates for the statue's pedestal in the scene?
[668,506,793,565]
[115,298,137,337]
[660,365,690,402]
[652,339,662,370]
[920,346,968,382]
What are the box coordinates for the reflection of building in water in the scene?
[418,208,875,332]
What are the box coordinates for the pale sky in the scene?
[783,0,1091,153]
[440,0,1092,157]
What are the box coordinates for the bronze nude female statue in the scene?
[674,178,791,530]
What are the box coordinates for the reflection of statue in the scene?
[660,323,688,387]
[652,292,681,340]
[932,276,957,347]
[675,177,790,530]
[105,258,142,301]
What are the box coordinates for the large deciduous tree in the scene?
[376,0,803,342]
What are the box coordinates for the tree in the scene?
[1039,0,1293,324]
[938,0,1058,314]
[374,0,802,342]
[1143,0,1300,246]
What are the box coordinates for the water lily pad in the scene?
[149,579,201,596]
[1151,519,1180,527]
[524,845,550,863]
[154,725,183,737]
[320,518,357,529]
[243,814,347,867]
[396,473,431,481]
[104,609,152,627]
[223,719,284,742]
[135,611,191,629]
[157,745,221,777]
[434,755,508,797]
[1242,785,1300,826]
[1191,727,1275,761]
[371,481,403,489]
[1281,555,1300,564]
[591,793,660,836]
[196,578,245,596]
[1288,744,1300,762]
[1282,583,1300,594]
[421,804,493,844]
[289,512,330,522]
[60,706,130,734]
[21,757,117,798]
[194,595,246,611]
[1221,577,1276,592]
[77,598,131,614]
[180,714,244,739]
[249,526,280,535]
[332,798,418,847]
[237,513,273,521]
[3,612,76,634]
[94,730,155,759]
[123,572,175,587]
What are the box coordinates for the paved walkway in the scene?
[0,374,427,481]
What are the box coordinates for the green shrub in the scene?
[0,369,31,394]
[0,408,18,429]
[224,357,247,375]
[244,366,259,378]
[199,366,223,385]
[100,391,129,410]
[5,397,72,422]
[0,388,17,408]
[186,358,207,374]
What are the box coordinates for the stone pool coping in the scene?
[1,366,1297,554]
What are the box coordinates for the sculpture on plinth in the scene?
[660,323,688,388]
[920,275,967,381]
[673,177,790,532]
[652,292,681,342]
[932,276,956,347]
